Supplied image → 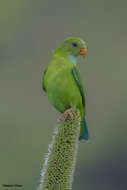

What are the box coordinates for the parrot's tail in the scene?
[79,118,90,141]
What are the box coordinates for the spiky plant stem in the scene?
[38,109,81,190]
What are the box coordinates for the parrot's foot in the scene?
[57,108,74,122]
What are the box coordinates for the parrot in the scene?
[42,37,89,140]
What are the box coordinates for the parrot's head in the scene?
[54,37,87,58]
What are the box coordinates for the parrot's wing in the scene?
[42,68,47,92]
[72,66,85,107]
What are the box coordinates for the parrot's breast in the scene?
[45,64,83,113]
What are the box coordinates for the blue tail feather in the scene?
[79,119,90,141]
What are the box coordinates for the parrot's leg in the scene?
[57,108,74,121]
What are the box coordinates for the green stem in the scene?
[38,109,81,190]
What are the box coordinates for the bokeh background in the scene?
[0,0,127,190]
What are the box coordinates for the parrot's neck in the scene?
[67,55,77,64]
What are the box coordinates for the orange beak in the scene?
[80,47,87,56]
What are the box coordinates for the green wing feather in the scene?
[72,66,85,107]
[42,68,47,92]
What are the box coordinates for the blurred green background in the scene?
[0,0,127,190]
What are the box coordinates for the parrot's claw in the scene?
[57,108,73,122]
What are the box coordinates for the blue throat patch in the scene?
[67,55,77,64]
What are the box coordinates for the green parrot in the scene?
[42,37,89,140]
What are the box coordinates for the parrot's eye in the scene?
[72,42,78,47]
